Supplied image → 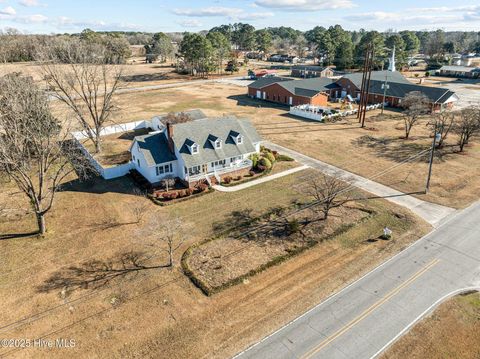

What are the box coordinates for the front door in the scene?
[202,164,208,173]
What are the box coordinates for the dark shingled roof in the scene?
[292,65,331,72]
[341,71,411,89]
[248,76,293,90]
[249,76,340,98]
[367,80,458,104]
[279,77,340,96]
[172,116,262,168]
[134,132,177,167]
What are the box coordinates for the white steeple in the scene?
[388,45,396,72]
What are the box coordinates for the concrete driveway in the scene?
[264,142,456,227]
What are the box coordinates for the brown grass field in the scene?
[382,291,480,359]
[0,65,478,358]
[0,166,430,358]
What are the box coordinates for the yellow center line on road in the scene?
[301,258,441,359]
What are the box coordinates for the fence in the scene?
[71,120,148,180]
[289,103,383,122]
[71,120,150,140]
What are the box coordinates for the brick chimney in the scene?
[166,122,175,154]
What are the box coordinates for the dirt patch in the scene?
[382,291,480,359]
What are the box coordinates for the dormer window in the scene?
[229,130,243,145]
[208,135,222,150]
[191,143,199,154]
[185,138,199,154]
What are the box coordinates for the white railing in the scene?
[71,120,150,141]
[187,159,253,183]
[289,103,384,122]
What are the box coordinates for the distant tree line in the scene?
[1,26,479,71]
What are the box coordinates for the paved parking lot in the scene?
[425,78,480,109]
[215,77,254,87]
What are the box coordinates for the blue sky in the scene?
[1,0,479,33]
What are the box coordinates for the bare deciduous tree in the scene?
[140,214,188,267]
[130,189,150,224]
[38,45,123,153]
[453,107,480,152]
[427,110,455,147]
[0,74,91,234]
[303,173,351,220]
[402,91,430,139]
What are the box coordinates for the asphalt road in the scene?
[235,201,480,359]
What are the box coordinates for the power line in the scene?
[0,146,431,342]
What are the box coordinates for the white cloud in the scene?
[408,5,480,13]
[55,16,141,31]
[0,6,16,15]
[173,6,274,21]
[173,7,244,17]
[14,14,48,23]
[237,12,274,20]
[344,9,479,25]
[177,19,203,28]
[254,0,355,11]
[19,0,46,7]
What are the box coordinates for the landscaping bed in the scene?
[220,146,296,187]
[182,200,405,295]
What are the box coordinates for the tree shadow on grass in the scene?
[0,231,39,240]
[37,251,167,294]
[353,135,456,163]
[120,73,169,83]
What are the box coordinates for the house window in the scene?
[215,140,222,149]
[237,136,243,144]
[137,159,140,168]
[230,156,242,163]
[212,159,226,167]
[191,144,199,154]
[188,165,201,176]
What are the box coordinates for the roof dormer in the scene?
[185,138,199,154]
[208,135,222,150]
[229,130,243,145]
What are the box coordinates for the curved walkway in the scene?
[213,165,309,192]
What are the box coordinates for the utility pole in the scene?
[358,43,374,126]
[381,71,389,115]
[357,44,369,120]
[425,128,441,193]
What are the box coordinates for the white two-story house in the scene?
[130,112,262,185]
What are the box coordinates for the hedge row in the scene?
[182,207,375,296]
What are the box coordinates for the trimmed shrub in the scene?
[276,154,294,162]
[235,175,242,181]
[265,151,276,164]
[259,157,272,170]
[197,183,209,192]
[186,188,194,196]
[249,153,260,168]
[223,176,233,184]
[248,170,255,177]
[257,165,267,172]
